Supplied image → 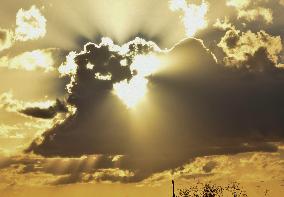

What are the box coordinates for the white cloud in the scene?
[0,5,46,50]
[0,49,55,72]
[15,5,47,41]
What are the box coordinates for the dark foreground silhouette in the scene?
[172,180,269,197]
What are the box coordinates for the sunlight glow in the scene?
[113,54,161,109]
[170,0,208,37]
[113,76,148,109]
[131,55,161,77]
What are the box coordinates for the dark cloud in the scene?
[18,0,284,182]
[21,36,284,183]
[19,99,68,119]
[162,38,218,74]
[243,47,276,72]
[26,38,160,157]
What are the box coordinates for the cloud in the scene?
[0,5,46,54]
[218,28,282,71]
[226,0,250,8]
[21,35,284,184]
[0,92,67,119]
[193,0,284,61]
[19,99,68,119]
[0,29,13,51]
[0,5,46,52]
[1,0,283,185]
[50,167,135,185]
[169,0,209,37]
[213,17,234,31]
[27,37,162,157]
[141,148,284,186]
[1,143,283,186]
[0,0,284,186]
[225,0,274,24]
[0,92,51,113]
[0,125,24,139]
[51,173,84,185]
[0,154,136,185]
[238,7,273,24]
[0,49,57,71]
[160,37,218,73]
[0,155,59,188]
[15,5,46,42]
[58,37,160,106]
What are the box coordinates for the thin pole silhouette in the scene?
[172,180,176,197]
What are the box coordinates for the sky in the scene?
[0,0,284,196]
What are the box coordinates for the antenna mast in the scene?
[172,180,176,197]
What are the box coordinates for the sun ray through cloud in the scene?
[0,0,284,196]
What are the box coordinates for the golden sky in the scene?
[0,0,284,196]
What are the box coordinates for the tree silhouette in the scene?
[176,181,248,197]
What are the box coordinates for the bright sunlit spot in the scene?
[170,0,208,37]
[113,54,161,109]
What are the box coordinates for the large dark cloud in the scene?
[21,0,284,182]
[22,35,284,183]
[26,38,160,156]
[147,38,284,153]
